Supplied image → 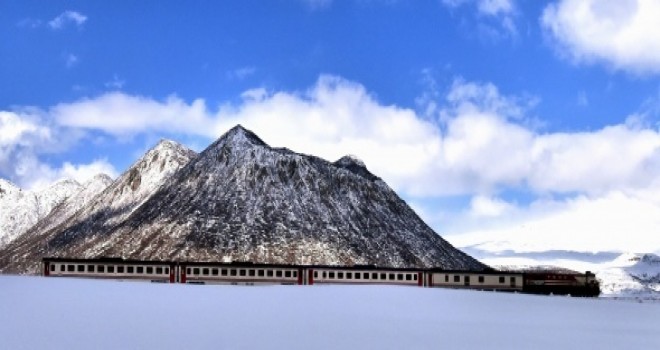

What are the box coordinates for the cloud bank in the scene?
[542,0,660,74]
[3,75,660,253]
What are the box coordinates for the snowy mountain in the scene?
[17,175,114,241]
[0,178,83,248]
[598,253,660,299]
[1,126,485,272]
[0,140,196,273]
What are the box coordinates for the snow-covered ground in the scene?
[1,276,658,349]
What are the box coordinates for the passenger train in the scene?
[42,257,601,297]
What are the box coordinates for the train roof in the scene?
[41,257,496,273]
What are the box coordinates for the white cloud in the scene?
[105,74,125,89]
[48,11,87,30]
[227,67,256,81]
[448,190,660,254]
[469,195,515,217]
[16,155,117,191]
[0,110,114,190]
[541,0,660,74]
[52,93,214,137]
[442,0,518,39]
[47,75,660,198]
[64,53,79,68]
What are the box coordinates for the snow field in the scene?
[1,276,659,349]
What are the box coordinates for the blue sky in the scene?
[2,0,660,254]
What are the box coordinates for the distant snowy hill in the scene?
[0,140,196,274]
[598,253,660,298]
[0,178,83,248]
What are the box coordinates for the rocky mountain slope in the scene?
[0,140,196,273]
[14,125,486,271]
[0,179,83,248]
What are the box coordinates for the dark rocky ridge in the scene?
[1,125,487,272]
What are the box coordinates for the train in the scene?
[41,257,601,297]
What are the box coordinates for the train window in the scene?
[464,276,470,284]
[478,276,484,283]
[453,276,460,283]
[127,266,134,273]
[137,266,144,274]
[445,275,449,282]
[293,271,297,278]
[60,265,65,272]
[380,273,386,280]
[249,270,256,277]
[397,274,404,281]
[285,271,291,278]
[267,270,273,277]
[202,268,209,275]
[146,267,152,274]
[499,277,505,284]
[212,268,219,276]
[66,265,74,272]
[239,270,246,277]
[329,272,335,279]
[346,272,352,279]
[108,266,115,273]
[373,273,378,280]
[191,268,199,275]
[165,267,170,274]
[389,273,395,280]
[98,265,105,273]
[510,277,516,284]
[338,272,344,279]
[230,269,237,276]
[355,273,361,280]
[414,274,418,281]
[77,265,84,272]
[117,266,124,273]
[405,274,412,281]
[258,270,264,277]
[222,269,228,276]
[276,271,283,278]
[186,268,191,275]
[87,265,94,272]
[322,272,327,279]
[314,271,318,278]
[156,267,163,274]
[49,264,55,272]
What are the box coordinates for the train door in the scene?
[180,265,187,283]
[308,269,314,285]
[464,275,470,286]
[43,262,50,276]
[169,264,176,283]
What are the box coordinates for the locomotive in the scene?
[42,257,601,297]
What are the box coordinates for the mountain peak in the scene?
[84,173,114,186]
[221,125,268,147]
[333,155,379,182]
